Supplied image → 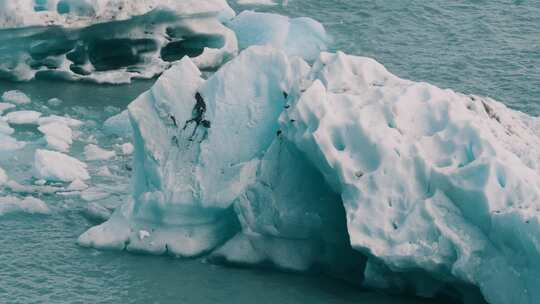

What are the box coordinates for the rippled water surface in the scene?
[2,1,539,303]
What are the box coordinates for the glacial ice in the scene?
[0,102,15,114]
[77,44,540,304]
[0,0,238,82]
[34,149,90,182]
[227,11,329,61]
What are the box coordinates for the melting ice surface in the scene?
[1,1,540,304]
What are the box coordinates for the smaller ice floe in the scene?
[80,188,111,201]
[67,179,89,191]
[1,90,30,105]
[84,144,116,161]
[0,167,7,186]
[5,180,61,195]
[38,122,73,152]
[0,196,49,216]
[38,115,83,128]
[47,98,63,107]
[0,119,14,135]
[0,133,25,151]
[103,110,132,137]
[34,149,90,182]
[0,102,15,114]
[236,0,277,6]
[5,110,42,125]
[227,11,329,60]
[83,202,112,222]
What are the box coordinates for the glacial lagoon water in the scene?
[1,1,539,303]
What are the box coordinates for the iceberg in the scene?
[0,0,238,83]
[78,45,540,304]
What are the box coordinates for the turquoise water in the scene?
[2,1,539,303]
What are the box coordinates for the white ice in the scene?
[4,110,42,125]
[0,196,49,216]
[84,144,115,161]
[236,0,278,6]
[34,149,90,182]
[1,90,30,105]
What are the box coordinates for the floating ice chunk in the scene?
[228,11,329,60]
[0,0,235,28]
[5,110,42,125]
[236,0,277,6]
[0,133,25,151]
[84,144,115,161]
[0,167,7,186]
[47,98,63,107]
[38,122,73,152]
[67,179,88,191]
[0,196,49,216]
[280,51,540,303]
[0,102,15,114]
[5,180,61,195]
[38,115,83,128]
[0,119,14,135]
[0,0,237,83]
[1,90,30,105]
[34,149,90,182]
[81,188,110,201]
[103,110,132,137]
[83,202,112,222]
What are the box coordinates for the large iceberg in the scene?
[0,0,238,82]
[79,44,540,303]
